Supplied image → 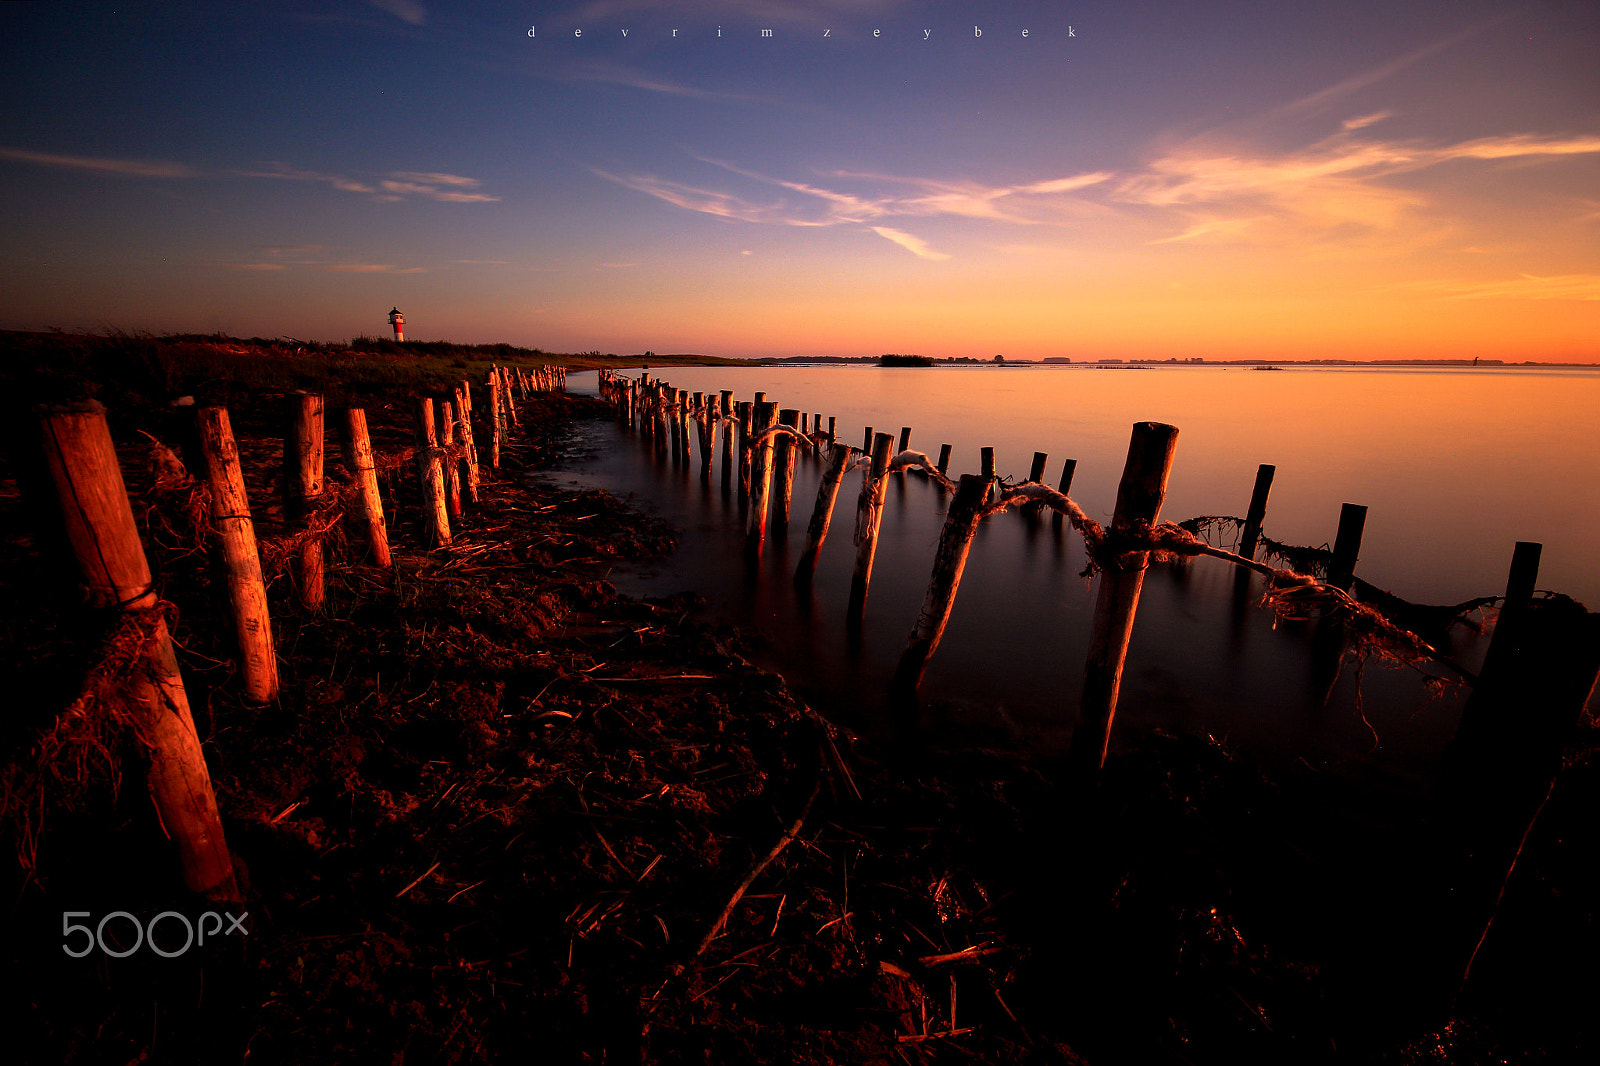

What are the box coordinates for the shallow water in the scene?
[556,364,1598,767]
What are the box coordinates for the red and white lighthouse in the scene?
[388,307,405,342]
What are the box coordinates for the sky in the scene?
[1,0,1597,362]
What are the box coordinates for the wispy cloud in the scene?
[595,159,1113,257]
[0,147,196,178]
[369,0,425,26]
[870,227,949,261]
[241,163,498,202]
[323,264,427,274]
[1398,274,1600,301]
[1117,130,1600,247]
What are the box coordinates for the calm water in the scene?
[559,364,1599,766]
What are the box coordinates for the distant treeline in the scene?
[877,354,934,367]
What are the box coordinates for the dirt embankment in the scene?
[2,344,1596,1065]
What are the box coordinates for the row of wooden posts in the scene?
[33,363,564,899]
[595,369,1587,781]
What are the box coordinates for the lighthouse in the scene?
[388,307,405,343]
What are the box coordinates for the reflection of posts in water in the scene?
[847,432,895,631]
[1240,463,1275,560]
[890,474,992,710]
[773,408,799,540]
[1051,458,1078,533]
[1067,422,1180,777]
[795,442,851,585]
[745,402,778,559]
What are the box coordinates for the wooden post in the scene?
[720,391,734,489]
[284,392,326,609]
[795,442,851,584]
[1329,502,1367,589]
[1240,464,1275,559]
[847,432,896,628]
[39,400,240,899]
[736,400,753,501]
[980,446,996,502]
[890,473,991,705]
[1051,459,1078,531]
[666,387,682,461]
[746,401,778,558]
[455,384,480,504]
[1023,451,1048,514]
[696,392,715,478]
[440,400,463,519]
[1067,422,1179,776]
[936,444,952,478]
[487,373,502,469]
[340,408,392,567]
[197,406,280,704]
[1455,541,1543,754]
[503,367,520,428]
[827,416,836,443]
[898,427,912,453]
[863,426,873,454]
[416,399,451,548]
[678,391,692,465]
[773,408,799,539]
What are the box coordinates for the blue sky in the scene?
[2,1,1597,360]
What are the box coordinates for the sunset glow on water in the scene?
[565,364,1598,758]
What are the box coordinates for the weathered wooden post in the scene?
[936,444,952,478]
[440,400,463,519]
[502,366,521,428]
[736,400,754,501]
[720,391,735,488]
[415,399,451,548]
[1240,464,1275,559]
[197,405,280,703]
[678,390,693,465]
[827,416,836,443]
[773,408,799,539]
[1329,502,1367,589]
[487,373,502,469]
[284,392,326,609]
[455,384,480,504]
[696,392,715,478]
[339,408,392,567]
[847,432,896,628]
[1067,422,1179,776]
[795,442,852,585]
[890,473,992,706]
[665,387,682,461]
[1051,459,1078,531]
[863,427,873,454]
[745,402,778,558]
[898,427,912,453]
[38,401,240,899]
[980,447,996,502]
[1023,451,1048,514]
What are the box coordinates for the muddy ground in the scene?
[3,348,1597,1064]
